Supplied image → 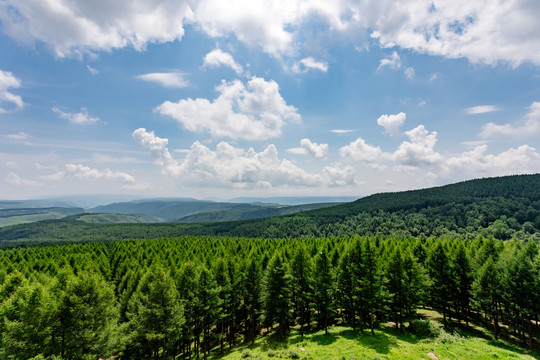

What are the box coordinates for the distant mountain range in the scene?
[0,174,538,246]
[0,197,352,228]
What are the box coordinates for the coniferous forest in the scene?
[0,175,539,359]
[0,235,539,359]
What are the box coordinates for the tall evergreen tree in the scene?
[126,266,184,359]
[52,272,119,360]
[386,247,405,330]
[262,254,292,339]
[426,242,453,328]
[312,250,334,335]
[244,258,262,345]
[452,243,472,326]
[360,239,384,335]
[291,245,312,338]
[472,258,501,339]
[197,267,221,360]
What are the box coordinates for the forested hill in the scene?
[308,173,540,217]
[0,174,539,245]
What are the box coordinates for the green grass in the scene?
[213,323,539,360]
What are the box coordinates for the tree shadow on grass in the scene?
[308,327,399,355]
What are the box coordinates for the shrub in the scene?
[408,319,441,337]
[288,349,300,359]
[242,348,253,358]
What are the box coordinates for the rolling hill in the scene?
[0,174,538,245]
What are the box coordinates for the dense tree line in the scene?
[0,235,538,359]
[1,174,539,246]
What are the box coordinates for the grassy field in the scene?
[215,312,539,360]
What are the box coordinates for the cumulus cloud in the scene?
[339,118,540,180]
[377,112,406,137]
[5,172,41,187]
[480,101,540,138]
[203,49,244,75]
[2,1,540,66]
[465,105,500,114]
[287,138,328,158]
[133,128,354,188]
[340,137,389,169]
[0,69,23,113]
[0,0,193,57]
[377,51,401,72]
[43,164,135,183]
[292,57,329,73]
[52,106,99,125]
[444,144,540,178]
[392,125,443,167]
[136,72,189,88]
[155,76,301,140]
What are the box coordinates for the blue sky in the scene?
[1,0,539,200]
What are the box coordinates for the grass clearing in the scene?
[215,322,539,360]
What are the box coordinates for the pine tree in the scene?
[452,243,472,326]
[291,245,312,338]
[360,239,384,335]
[426,242,453,328]
[263,254,292,339]
[244,258,263,345]
[472,258,501,339]
[197,267,221,360]
[52,271,119,360]
[0,281,52,359]
[312,250,334,335]
[126,266,184,359]
[214,259,231,357]
[386,247,405,330]
[336,252,356,329]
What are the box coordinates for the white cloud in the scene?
[377,51,401,72]
[331,129,355,134]
[156,76,301,140]
[5,172,41,187]
[404,67,415,79]
[292,57,329,73]
[480,101,540,138]
[444,144,540,178]
[43,164,135,183]
[134,128,354,188]
[52,106,99,125]
[0,0,193,58]
[287,138,328,158]
[86,65,98,74]
[7,132,29,141]
[465,105,500,114]
[392,125,443,167]
[0,69,23,113]
[136,72,189,88]
[203,49,244,75]
[340,137,389,169]
[377,112,406,137]
[2,1,539,66]
[132,128,181,177]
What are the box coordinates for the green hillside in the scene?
[0,207,85,227]
[66,212,163,224]
[0,174,538,245]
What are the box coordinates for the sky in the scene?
[0,0,540,200]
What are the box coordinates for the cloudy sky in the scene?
[1,0,540,200]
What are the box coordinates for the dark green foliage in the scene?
[0,233,538,359]
[263,254,292,339]
[1,174,539,245]
[312,250,333,335]
[125,266,184,359]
